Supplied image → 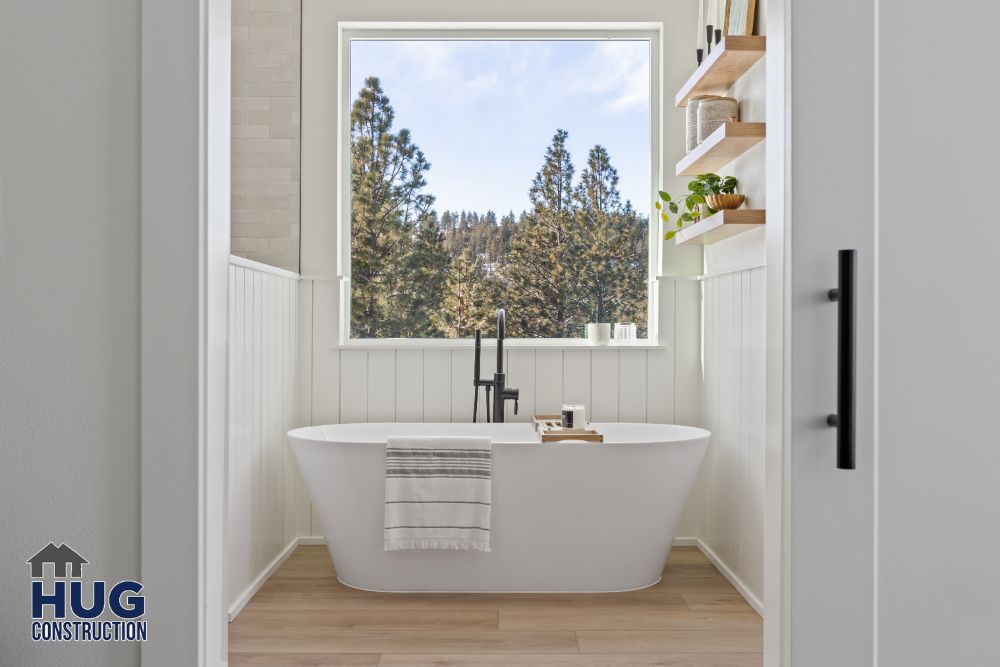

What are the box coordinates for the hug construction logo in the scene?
[27,543,147,642]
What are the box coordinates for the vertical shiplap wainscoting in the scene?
[331,345,674,423]
[227,257,311,620]
[692,266,766,612]
[301,280,679,426]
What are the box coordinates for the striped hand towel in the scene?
[384,436,492,552]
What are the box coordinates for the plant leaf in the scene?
[668,202,679,213]
[658,190,671,202]
[654,201,661,210]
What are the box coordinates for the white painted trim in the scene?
[298,536,327,546]
[696,538,764,616]
[230,255,301,281]
[658,265,767,282]
[333,339,667,351]
[764,0,790,664]
[227,538,299,622]
[339,21,663,31]
[672,536,698,547]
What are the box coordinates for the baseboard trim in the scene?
[673,536,698,547]
[297,535,326,545]
[228,538,299,622]
[695,538,763,616]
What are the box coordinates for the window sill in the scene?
[331,339,667,351]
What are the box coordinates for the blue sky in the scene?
[350,40,651,216]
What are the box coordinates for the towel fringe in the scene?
[384,539,491,553]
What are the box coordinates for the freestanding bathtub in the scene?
[289,422,709,593]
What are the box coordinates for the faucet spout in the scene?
[496,308,505,375]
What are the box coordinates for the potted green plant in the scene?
[657,173,744,240]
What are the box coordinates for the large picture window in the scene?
[342,28,658,340]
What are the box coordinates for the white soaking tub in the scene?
[288,422,709,593]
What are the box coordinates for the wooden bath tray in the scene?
[532,415,604,443]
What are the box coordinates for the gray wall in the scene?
[877,1,1000,664]
[231,0,302,272]
[0,2,140,665]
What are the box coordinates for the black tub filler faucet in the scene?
[473,308,519,423]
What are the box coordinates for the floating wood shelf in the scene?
[674,209,765,246]
[676,122,765,175]
[675,36,767,107]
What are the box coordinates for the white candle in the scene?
[561,404,587,429]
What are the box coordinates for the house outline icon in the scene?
[27,543,88,578]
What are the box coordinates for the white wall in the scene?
[0,2,140,665]
[695,267,766,610]
[227,258,311,617]
[704,58,767,273]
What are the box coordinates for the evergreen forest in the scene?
[350,76,649,339]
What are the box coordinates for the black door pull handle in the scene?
[828,249,856,470]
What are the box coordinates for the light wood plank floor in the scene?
[229,546,762,666]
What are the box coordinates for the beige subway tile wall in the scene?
[231,0,301,273]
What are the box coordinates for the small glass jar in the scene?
[614,323,637,345]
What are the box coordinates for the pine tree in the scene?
[403,212,451,336]
[433,251,499,338]
[503,129,578,337]
[617,200,649,335]
[569,146,649,331]
[349,76,435,337]
[441,210,458,256]
[499,211,516,258]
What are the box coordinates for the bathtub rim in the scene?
[288,422,712,447]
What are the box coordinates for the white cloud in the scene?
[567,41,651,114]
[352,40,648,114]
[367,41,546,106]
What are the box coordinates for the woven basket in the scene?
[706,193,746,210]
[697,97,739,143]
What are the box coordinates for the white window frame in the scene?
[336,22,663,348]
